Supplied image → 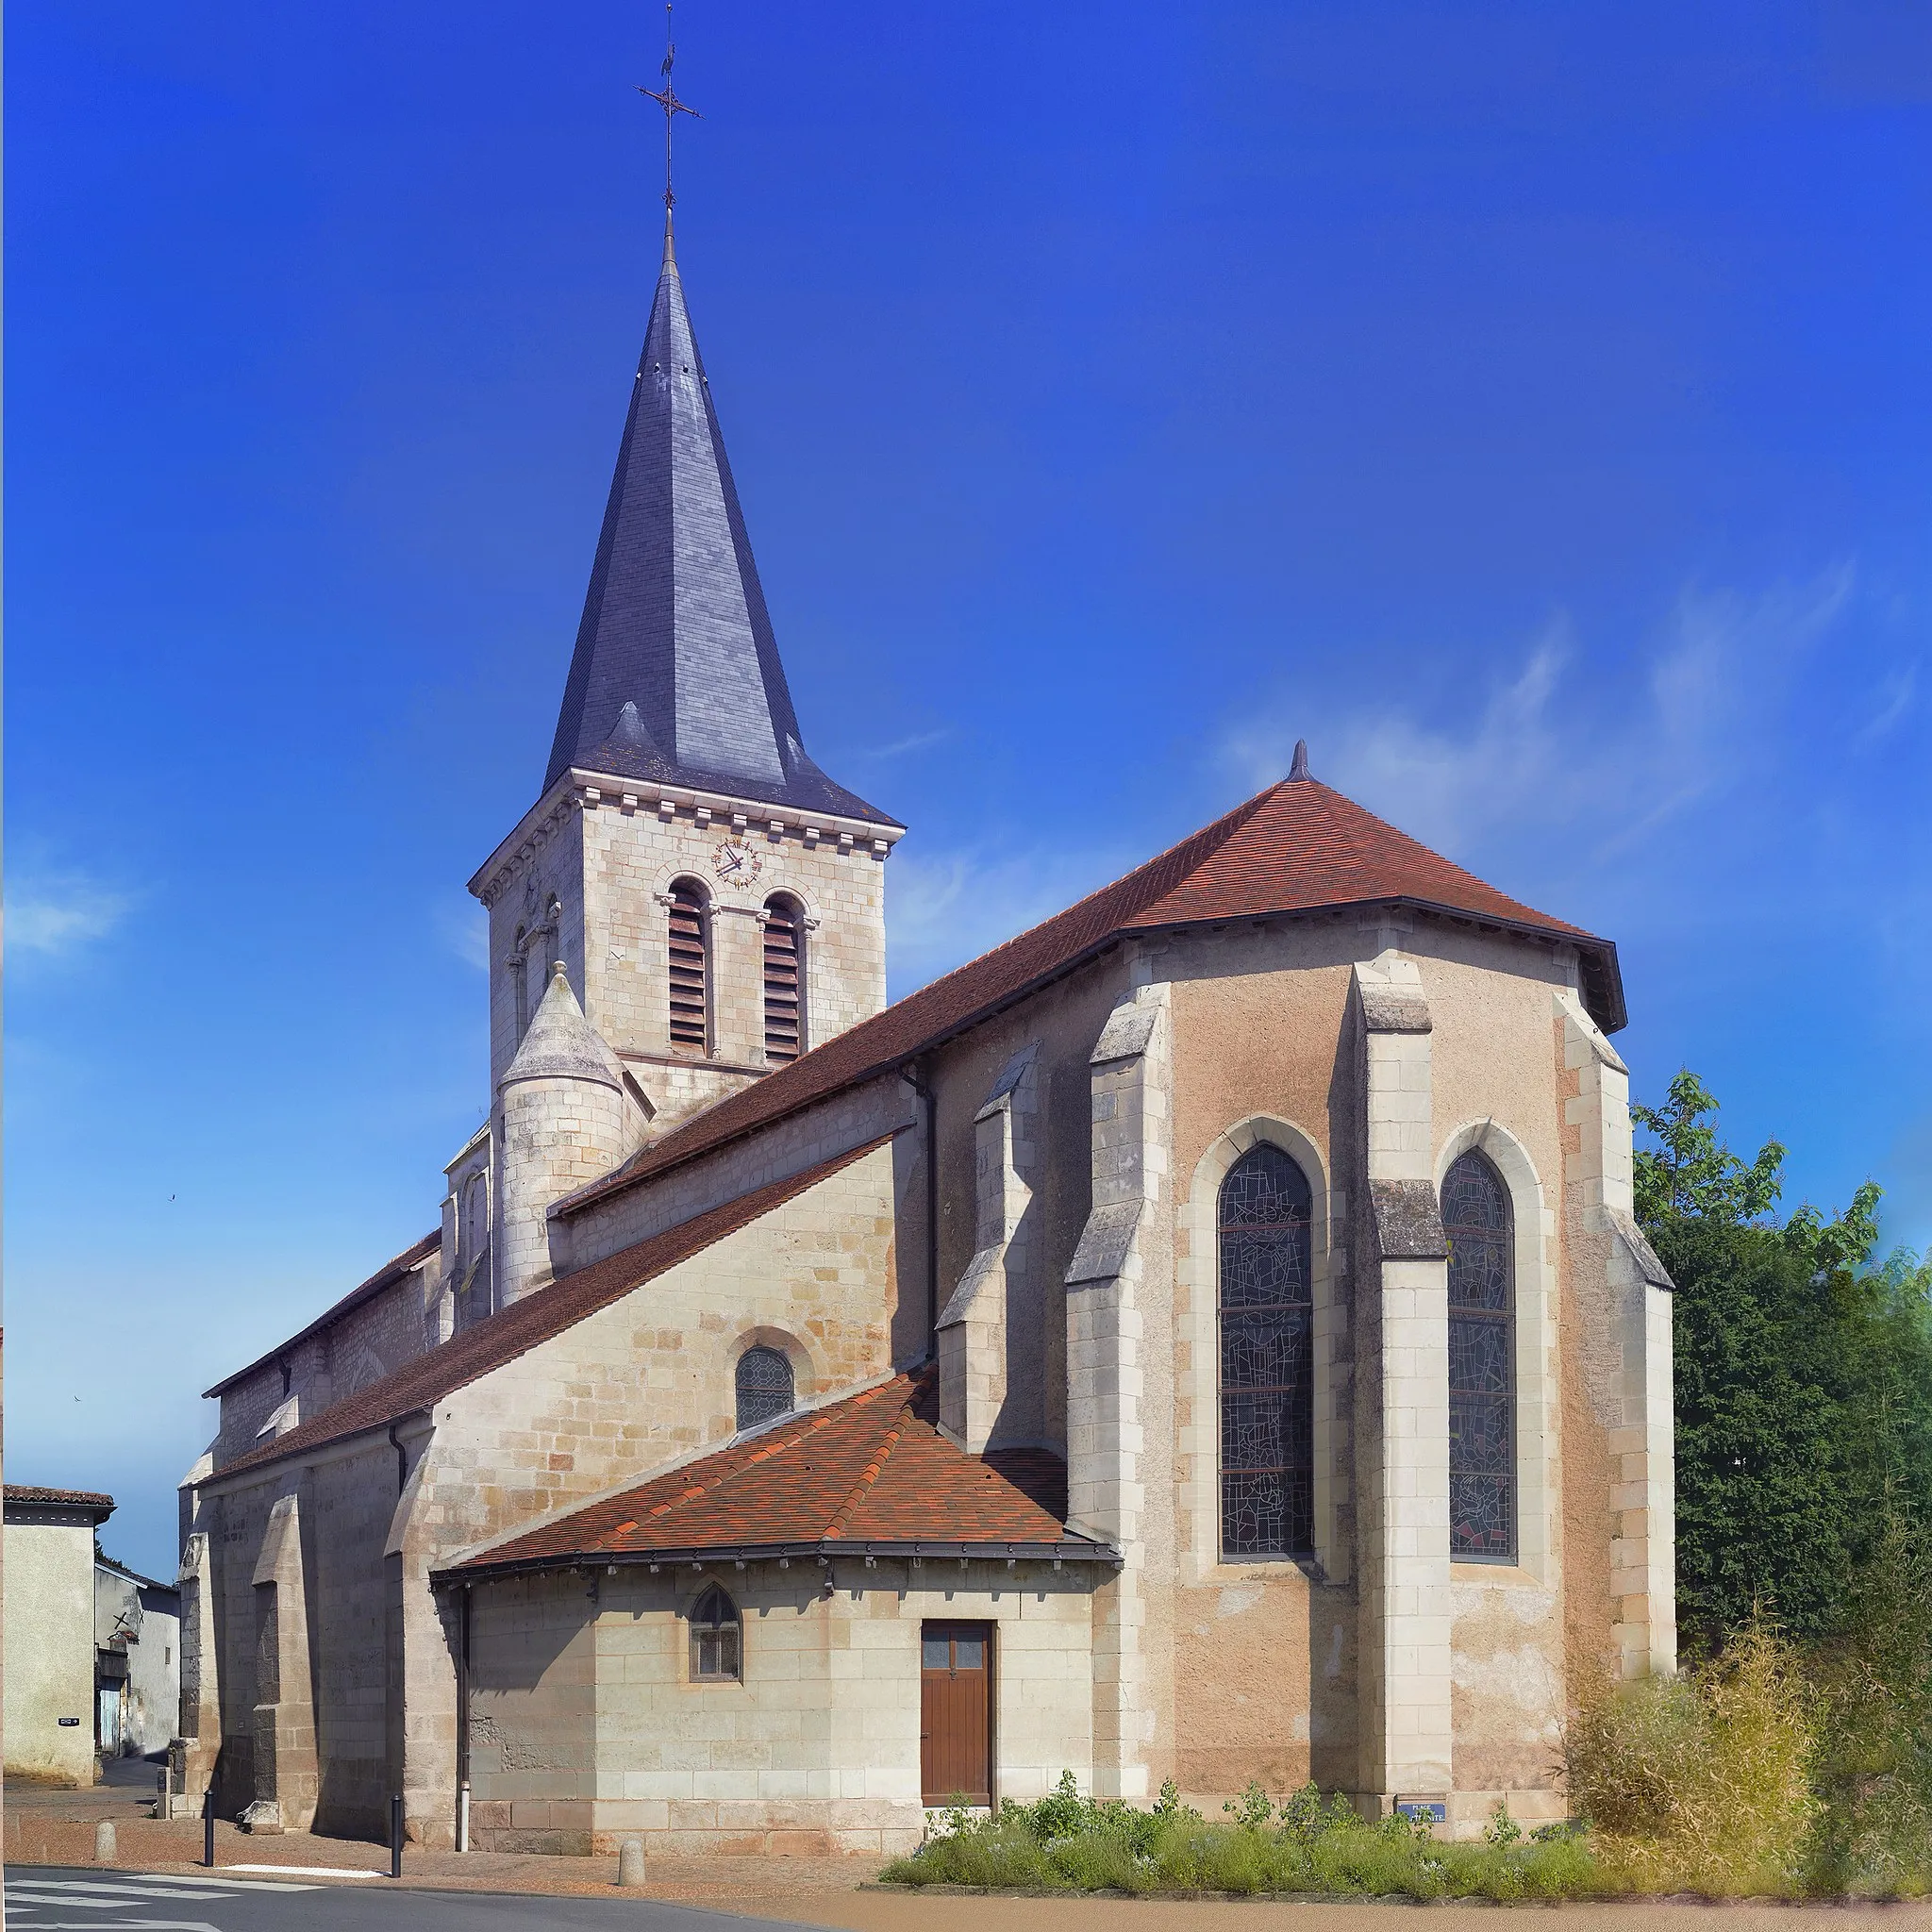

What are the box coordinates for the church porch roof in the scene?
[435,1365,1108,1582]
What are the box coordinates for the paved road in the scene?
[5,1868,817,1931]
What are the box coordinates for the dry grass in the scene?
[1565,1624,1815,1895]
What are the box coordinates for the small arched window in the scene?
[666,880,709,1055]
[1218,1143,1315,1557]
[762,895,805,1065]
[735,1346,794,1432]
[688,1584,741,1681]
[1443,1150,1514,1561]
[510,925,530,1041]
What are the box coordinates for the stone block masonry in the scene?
[473,773,897,1137]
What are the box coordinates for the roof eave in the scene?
[557,889,1625,1223]
[468,768,907,909]
[202,1231,441,1399]
[433,1534,1119,1587]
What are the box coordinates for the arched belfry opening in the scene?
[666,879,710,1055]
[761,894,805,1065]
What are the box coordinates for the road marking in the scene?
[8,1883,233,1898]
[6,1918,224,1931]
[8,1874,320,1893]
[221,1865,378,1878]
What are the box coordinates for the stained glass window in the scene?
[1444,1151,1514,1561]
[1219,1144,1314,1557]
[735,1345,794,1432]
[689,1584,741,1680]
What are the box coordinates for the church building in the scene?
[176,187,1675,1856]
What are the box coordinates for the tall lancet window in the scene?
[1218,1144,1315,1557]
[1444,1150,1515,1561]
[667,880,710,1055]
[761,894,804,1065]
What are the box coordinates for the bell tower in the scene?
[468,211,903,1152]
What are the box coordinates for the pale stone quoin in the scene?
[178,192,1672,1854]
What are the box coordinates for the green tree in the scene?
[1634,1074,1922,1653]
[1633,1070,1786,1227]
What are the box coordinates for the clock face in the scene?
[711,840,763,889]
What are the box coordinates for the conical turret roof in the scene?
[544,225,895,826]
[501,962,624,1091]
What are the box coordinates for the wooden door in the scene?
[920,1622,993,1806]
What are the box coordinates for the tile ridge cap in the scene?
[820,1377,920,1537]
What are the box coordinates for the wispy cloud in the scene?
[6,874,135,958]
[1221,565,1857,879]
[435,894,491,972]
[1858,662,1919,743]
[856,728,951,763]
[887,841,1133,997]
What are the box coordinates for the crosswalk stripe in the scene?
[8,1883,232,1899]
[5,1920,223,1931]
[8,1874,319,1894]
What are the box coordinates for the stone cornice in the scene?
[468,768,905,908]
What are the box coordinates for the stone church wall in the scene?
[922,950,1137,1452]
[193,1141,904,1848]
[553,1071,915,1287]
[1137,914,1606,1825]
[1159,917,1362,1801]
[212,1262,442,1471]
[463,1558,1097,1856]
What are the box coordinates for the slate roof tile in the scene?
[544,225,892,825]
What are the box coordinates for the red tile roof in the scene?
[438,1366,1111,1579]
[211,1137,892,1483]
[5,1486,115,1521]
[563,773,1623,1218]
[205,1229,443,1398]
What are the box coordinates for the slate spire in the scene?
[544,220,893,825]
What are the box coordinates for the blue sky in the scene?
[9,1,1929,1582]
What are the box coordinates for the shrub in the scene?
[1566,1623,1814,1894]
[880,1772,1611,1899]
[1807,1518,1932,1894]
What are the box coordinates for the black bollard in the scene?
[203,1790,215,1869]
[390,1793,403,1879]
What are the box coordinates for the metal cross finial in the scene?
[638,2,700,215]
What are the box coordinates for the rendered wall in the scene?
[4,1518,99,1784]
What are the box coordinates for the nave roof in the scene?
[560,763,1624,1223]
[209,1137,890,1482]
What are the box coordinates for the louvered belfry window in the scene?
[667,881,708,1054]
[761,896,803,1065]
[735,1345,794,1432]
[1219,1144,1315,1557]
[1445,1150,1515,1560]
